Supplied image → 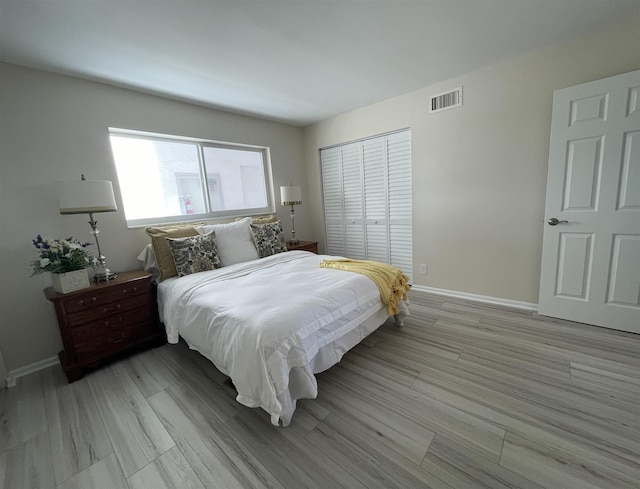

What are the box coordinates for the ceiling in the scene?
[1,1,639,126]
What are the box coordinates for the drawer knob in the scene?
[122,289,127,294]
[103,304,122,314]
[112,334,125,344]
[78,296,97,306]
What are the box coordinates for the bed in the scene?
[143,218,409,426]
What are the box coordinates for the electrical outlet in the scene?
[420,264,428,275]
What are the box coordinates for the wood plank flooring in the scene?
[1,290,638,488]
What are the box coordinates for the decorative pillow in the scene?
[250,221,288,258]
[145,223,205,281]
[195,218,259,266]
[166,232,222,277]
[235,214,277,224]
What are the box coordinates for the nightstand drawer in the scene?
[67,293,151,328]
[61,280,150,314]
[74,322,154,362]
[70,307,153,343]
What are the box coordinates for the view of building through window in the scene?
[109,130,271,226]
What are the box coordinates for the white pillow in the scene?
[195,218,259,266]
[137,244,160,280]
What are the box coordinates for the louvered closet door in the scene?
[363,137,389,263]
[387,131,412,280]
[321,130,412,282]
[321,147,345,257]
[342,142,366,259]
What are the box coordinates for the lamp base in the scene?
[92,251,116,282]
[93,268,117,282]
[288,239,300,246]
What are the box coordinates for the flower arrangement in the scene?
[31,235,93,275]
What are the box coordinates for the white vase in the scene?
[51,269,90,294]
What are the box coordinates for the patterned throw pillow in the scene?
[144,222,206,281]
[250,221,288,258]
[166,232,222,277]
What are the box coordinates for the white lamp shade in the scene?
[280,185,302,206]
[58,179,118,214]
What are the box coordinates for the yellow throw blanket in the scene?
[320,258,410,315]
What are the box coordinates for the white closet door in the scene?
[321,130,412,282]
[342,142,366,259]
[387,131,413,281]
[321,147,345,256]
[363,137,389,263]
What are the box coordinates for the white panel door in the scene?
[538,69,640,333]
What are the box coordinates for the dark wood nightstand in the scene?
[286,240,319,254]
[45,270,165,382]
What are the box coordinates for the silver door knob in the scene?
[548,217,569,226]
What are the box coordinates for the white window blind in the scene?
[321,130,412,282]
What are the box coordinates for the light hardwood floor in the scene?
[1,291,639,488]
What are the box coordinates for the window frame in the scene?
[108,128,275,228]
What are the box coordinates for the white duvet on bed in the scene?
[158,251,406,425]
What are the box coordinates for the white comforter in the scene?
[158,251,405,425]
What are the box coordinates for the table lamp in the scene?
[58,175,118,281]
[280,184,302,245]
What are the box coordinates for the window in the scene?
[108,129,274,227]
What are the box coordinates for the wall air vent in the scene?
[430,86,463,113]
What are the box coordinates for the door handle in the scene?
[548,217,569,226]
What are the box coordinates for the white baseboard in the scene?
[410,285,538,312]
[6,356,59,388]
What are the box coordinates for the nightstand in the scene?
[45,270,165,382]
[287,240,319,254]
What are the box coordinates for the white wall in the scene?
[0,63,305,372]
[302,18,640,304]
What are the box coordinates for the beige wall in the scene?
[302,18,640,304]
[0,350,6,388]
[0,63,305,372]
